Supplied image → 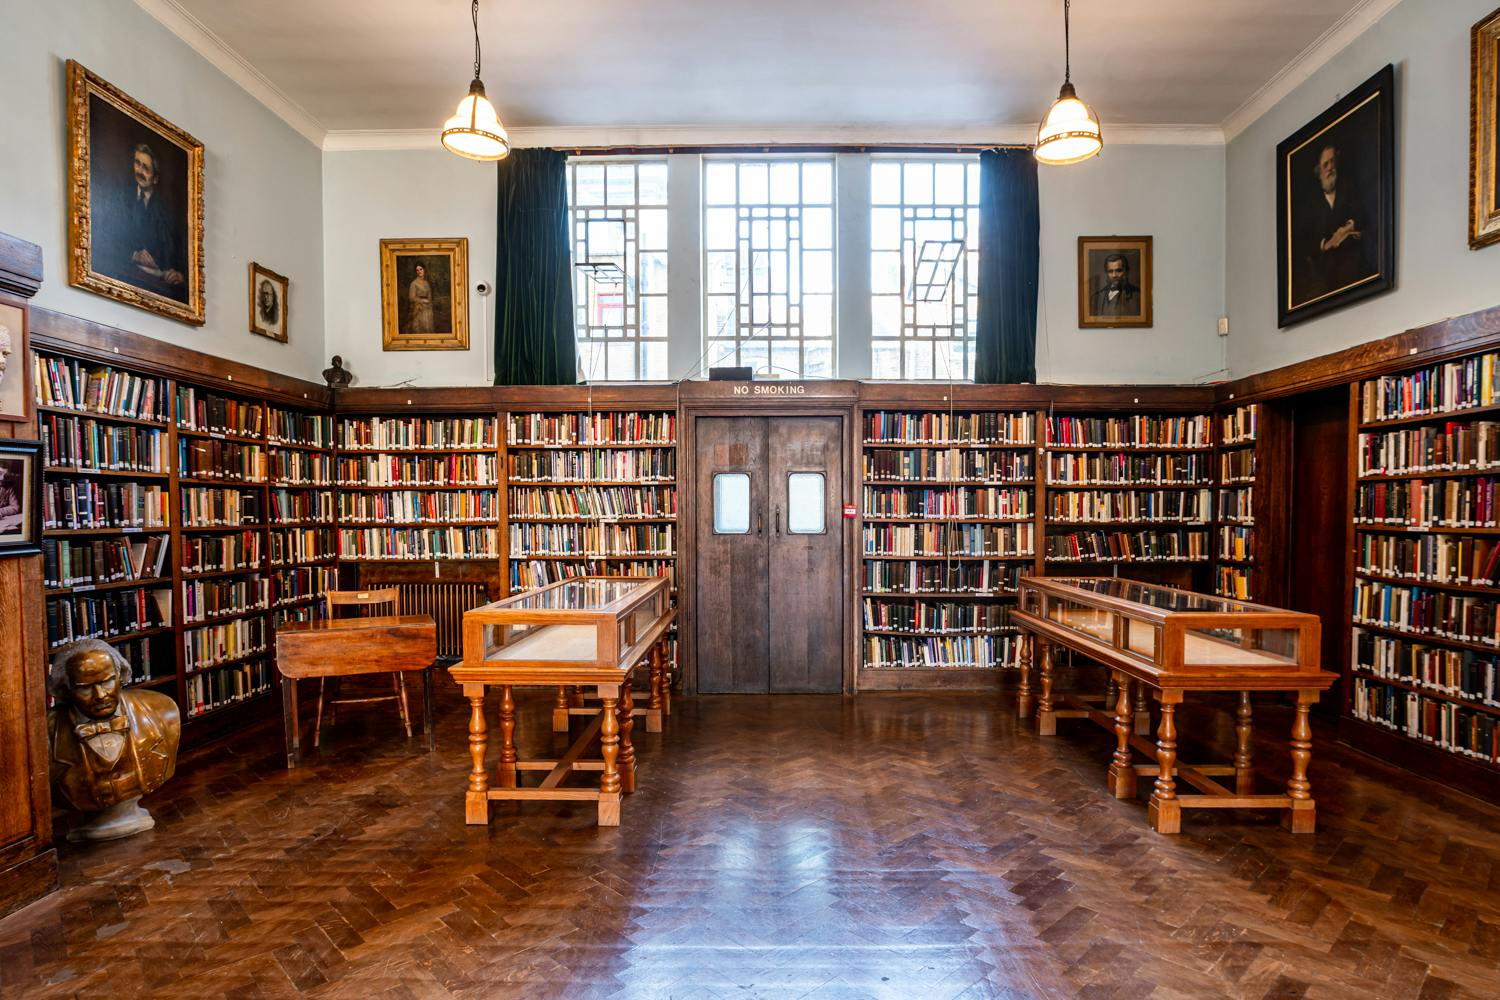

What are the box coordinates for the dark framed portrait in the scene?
[0,440,42,558]
[249,262,289,343]
[1276,64,1396,328]
[379,238,469,351]
[0,295,31,424]
[66,61,205,326]
[1471,7,1500,250]
[1077,236,1153,329]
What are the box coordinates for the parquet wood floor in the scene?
[1,689,1497,1000]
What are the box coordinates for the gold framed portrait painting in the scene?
[379,238,469,351]
[1472,6,1500,250]
[249,262,289,343]
[1077,236,1153,329]
[66,61,205,326]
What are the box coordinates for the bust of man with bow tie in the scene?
[47,639,180,841]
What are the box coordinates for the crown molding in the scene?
[322,122,1225,153]
[1221,0,1404,141]
[133,0,326,147]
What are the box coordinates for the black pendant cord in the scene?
[471,0,482,81]
[1063,0,1072,85]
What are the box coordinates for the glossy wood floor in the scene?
[1,688,1497,999]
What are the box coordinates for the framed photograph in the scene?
[0,440,41,558]
[249,262,289,343]
[379,238,469,351]
[1472,7,1500,250]
[1276,64,1396,328]
[66,60,205,326]
[0,295,31,424]
[1077,236,1153,328]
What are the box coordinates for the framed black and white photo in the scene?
[0,295,31,424]
[1077,236,1153,329]
[0,440,41,558]
[249,262,289,343]
[1276,64,1396,328]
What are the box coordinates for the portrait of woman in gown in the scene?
[406,262,435,334]
[379,238,469,351]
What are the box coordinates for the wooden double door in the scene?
[694,416,844,693]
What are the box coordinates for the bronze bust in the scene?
[322,355,353,389]
[47,639,180,841]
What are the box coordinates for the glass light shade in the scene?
[1034,82,1102,166]
[441,79,511,161]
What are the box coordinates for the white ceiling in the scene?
[147,0,1389,145]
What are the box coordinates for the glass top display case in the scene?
[1017,576,1323,677]
[457,575,672,676]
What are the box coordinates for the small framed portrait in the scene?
[249,262,289,343]
[0,295,31,424]
[66,61,205,326]
[0,440,42,558]
[379,238,469,351]
[1078,236,1153,328]
[1276,64,1396,328]
[1471,7,1500,250]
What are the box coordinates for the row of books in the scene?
[43,479,167,531]
[863,485,1031,520]
[507,485,674,520]
[182,532,262,574]
[115,636,164,686]
[509,558,675,592]
[1358,350,1499,424]
[337,527,499,560]
[179,440,266,482]
[1357,421,1499,476]
[1045,529,1209,563]
[862,597,1012,634]
[183,617,268,672]
[336,454,498,487]
[47,588,169,648]
[1045,488,1210,524]
[862,411,1034,445]
[863,634,1024,670]
[1356,531,1500,587]
[271,488,335,524]
[274,603,327,629]
[863,450,1032,483]
[1218,486,1254,524]
[1045,414,1212,449]
[1219,449,1255,483]
[339,489,498,524]
[1352,677,1498,765]
[1220,404,1258,446]
[1215,565,1252,601]
[267,410,333,447]
[176,389,264,437]
[183,577,269,623]
[507,449,674,482]
[33,356,167,422]
[1046,453,1208,486]
[861,522,1034,558]
[268,451,332,486]
[507,523,674,556]
[1218,526,1253,562]
[861,559,1022,595]
[269,528,338,566]
[186,660,273,719]
[1352,581,1500,649]
[272,566,339,607]
[182,487,261,527]
[41,415,165,472]
[339,416,497,450]
[1353,477,1499,528]
[41,535,169,589]
[1354,628,1499,706]
[507,411,674,446]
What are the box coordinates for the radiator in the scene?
[387,581,488,659]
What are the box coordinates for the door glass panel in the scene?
[786,472,825,534]
[713,473,750,533]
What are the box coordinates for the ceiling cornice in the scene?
[133,0,326,146]
[1221,0,1404,141]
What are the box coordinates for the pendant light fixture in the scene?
[1034,0,1102,166]
[441,0,510,161]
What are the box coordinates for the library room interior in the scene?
[2,0,1500,997]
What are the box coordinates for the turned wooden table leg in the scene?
[464,684,490,825]
[1234,691,1255,796]
[1036,641,1056,735]
[1147,692,1182,834]
[1133,680,1151,735]
[598,688,622,826]
[646,645,665,733]
[552,685,571,732]
[496,685,517,789]
[618,684,637,794]
[1017,633,1034,719]
[661,641,673,716]
[1107,670,1136,799]
[1105,673,1119,714]
[1283,692,1317,834]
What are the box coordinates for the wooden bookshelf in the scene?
[1213,403,1258,599]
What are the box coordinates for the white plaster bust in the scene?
[0,324,12,388]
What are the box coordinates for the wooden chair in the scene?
[314,588,413,747]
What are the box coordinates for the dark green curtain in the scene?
[974,148,1039,384]
[494,148,577,385]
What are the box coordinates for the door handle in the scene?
[757,510,764,536]
[774,506,781,535]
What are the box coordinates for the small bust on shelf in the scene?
[47,639,180,842]
[322,354,353,389]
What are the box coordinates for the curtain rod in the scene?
[560,142,1032,156]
